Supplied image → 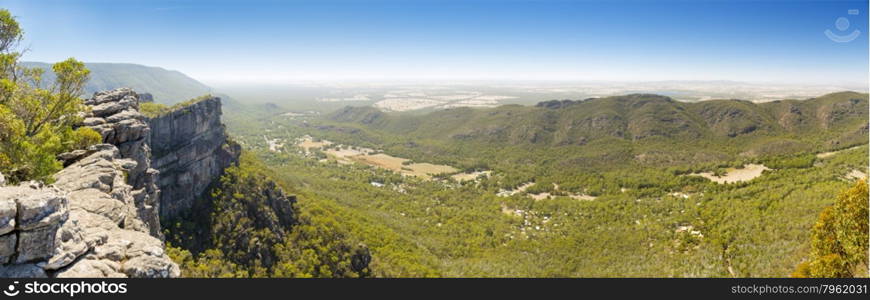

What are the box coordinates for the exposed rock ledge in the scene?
[0,88,179,277]
[84,88,162,238]
[0,145,179,277]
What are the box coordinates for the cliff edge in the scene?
[0,89,179,277]
[147,96,241,221]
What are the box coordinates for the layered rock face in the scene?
[0,146,179,277]
[0,88,241,277]
[83,89,162,237]
[0,88,179,277]
[147,97,240,221]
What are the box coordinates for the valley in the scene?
[5,57,867,278]
[219,91,869,277]
[2,1,868,283]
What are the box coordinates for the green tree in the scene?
[793,180,869,278]
[0,9,99,183]
[164,153,372,278]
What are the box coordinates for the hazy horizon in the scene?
[6,0,869,87]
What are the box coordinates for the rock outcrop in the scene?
[0,145,179,277]
[0,88,179,277]
[83,89,162,237]
[0,87,242,277]
[147,96,240,221]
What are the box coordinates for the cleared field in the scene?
[354,153,406,169]
[325,147,368,157]
[353,154,457,179]
[451,170,492,182]
[406,162,458,177]
[689,164,770,184]
[299,140,331,150]
[296,136,333,151]
[298,136,476,180]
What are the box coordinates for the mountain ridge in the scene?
[327,91,868,148]
[22,62,212,105]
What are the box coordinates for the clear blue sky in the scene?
[3,0,868,85]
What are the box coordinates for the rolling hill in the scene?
[22,62,213,104]
[325,92,868,158]
[330,92,867,142]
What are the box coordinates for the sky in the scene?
[3,0,868,86]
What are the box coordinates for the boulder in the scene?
[0,141,179,277]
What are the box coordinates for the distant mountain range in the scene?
[326,92,869,164]
[22,62,213,104]
[333,92,866,139]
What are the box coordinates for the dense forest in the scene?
[215,92,868,277]
[299,92,868,194]
[164,152,372,278]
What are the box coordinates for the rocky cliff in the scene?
[83,89,162,237]
[147,96,241,221]
[0,89,178,277]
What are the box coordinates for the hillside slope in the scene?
[23,62,212,104]
[329,92,867,146]
[323,92,868,166]
[251,91,869,277]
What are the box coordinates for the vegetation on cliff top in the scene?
[140,94,215,118]
[0,9,100,184]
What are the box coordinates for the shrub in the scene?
[793,180,868,277]
[0,9,93,183]
[139,102,170,118]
